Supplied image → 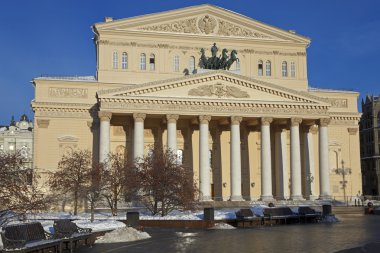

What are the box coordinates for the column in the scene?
[319,118,331,199]
[303,125,318,200]
[261,117,273,201]
[133,113,146,161]
[166,114,179,154]
[275,127,289,200]
[98,111,112,163]
[199,115,211,201]
[230,116,243,201]
[290,118,304,200]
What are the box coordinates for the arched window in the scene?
[290,62,296,78]
[258,60,263,76]
[188,56,195,74]
[282,61,288,77]
[140,53,146,70]
[122,52,128,69]
[266,61,271,76]
[112,51,118,69]
[149,54,155,71]
[235,58,240,71]
[174,55,180,72]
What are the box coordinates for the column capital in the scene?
[98,111,112,121]
[231,116,243,125]
[302,125,318,134]
[133,113,146,122]
[199,115,211,124]
[319,118,331,127]
[291,118,302,127]
[347,127,358,135]
[261,117,273,126]
[166,114,179,123]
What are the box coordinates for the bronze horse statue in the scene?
[199,44,238,70]
[226,50,239,70]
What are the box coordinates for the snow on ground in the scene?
[209,223,236,229]
[322,215,339,223]
[96,227,150,243]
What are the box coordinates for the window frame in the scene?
[122,52,128,69]
[140,53,146,71]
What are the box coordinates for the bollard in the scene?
[204,207,214,221]
[127,212,140,227]
[322,204,332,216]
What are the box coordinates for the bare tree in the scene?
[0,151,48,226]
[102,152,129,216]
[49,150,92,215]
[86,162,106,222]
[130,147,198,216]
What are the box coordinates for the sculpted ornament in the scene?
[198,15,217,34]
[218,20,270,38]
[139,18,198,33]
[188,83,249,98]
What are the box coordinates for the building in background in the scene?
[360,95,380,195]
[32,5,362,202]
[0,114,34,172]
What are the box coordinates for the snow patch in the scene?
[322,215,339,223]
[209,223,236,230]
[176,232,198,237]
[96,227,150,243]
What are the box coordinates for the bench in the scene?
[263,207,300,225]
[1,222,62,253]
[53,219,94,253]
[298,206,322,223]
[235,209,263,227]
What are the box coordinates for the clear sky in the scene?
[0,0,379,125]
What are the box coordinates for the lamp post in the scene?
[335,160,352,206]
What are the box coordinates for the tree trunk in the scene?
[112,187,118,216]
[90,201,95,222]
[74,191,78,215]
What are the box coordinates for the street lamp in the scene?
[335,160,352,206]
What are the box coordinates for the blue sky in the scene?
[0,0,379,125]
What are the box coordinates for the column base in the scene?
[229,195,244,201]
[260,195,274,201]
[308,195,318,201]
[291,195,305,201]
[200,196,213,201]
[319,195,332,201]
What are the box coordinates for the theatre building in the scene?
[32,5,362,202]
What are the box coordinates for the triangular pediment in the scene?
[94,4,310,44]
[98,70,329,107]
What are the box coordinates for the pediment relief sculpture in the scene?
[138,15,272,39]
[188,83,250,98]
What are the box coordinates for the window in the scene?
[290,62,296,78]
[189,56,195,74]
[112,51,118,69]
[149,54,155,71]
[282,61,288,77]
[258,60,263,76]
[140,53,146,70]
[266,61,271,76]
[122,52,128,69]
[174,55,180,72]
[377,112,380,127]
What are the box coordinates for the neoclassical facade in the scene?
[32,5,361,202]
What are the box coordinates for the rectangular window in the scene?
[112,52,118,69]
[290,62,296,77]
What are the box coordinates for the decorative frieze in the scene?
[188,83,250,98]
[327,98,348,108]
[49,88,88,98]
[37,119,50,128]
[140,18,198,34]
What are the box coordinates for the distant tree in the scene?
[102,152,130,216]
[49,150,92,215]
[0,151,49,226]
[130,147,198,216]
